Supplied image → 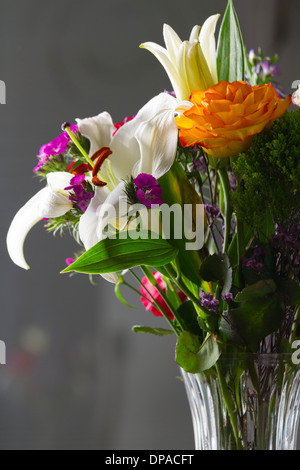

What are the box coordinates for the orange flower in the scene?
[176,81,292,158]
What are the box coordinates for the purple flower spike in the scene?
[199,291,220,313]
[222,292,234,304]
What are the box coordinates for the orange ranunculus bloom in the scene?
[176,80,292,158]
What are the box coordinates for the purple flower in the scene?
[137,186,163,208]
[261,61,280,77]
[133,173,164,208]
[272,224,300,251]
[243,258,264,272]
[204,204,222,220]
[65,174,94,213]
[134,174,159,191]
[33,124,78,173]
[222,292,234,304]
[199,291,220,313]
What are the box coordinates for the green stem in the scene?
[290,304,300,344]
[141,266,184,332]
[215,362,244,450]
[218,167,232,253]
[129,269,180,336]
[65,126,94,167]
[164,264,218,333]
[236,217,245,289]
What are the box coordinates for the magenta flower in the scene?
[65,258,75,266]
[33,124,78,172]
[136,186,163,208]
[140,271,186,319]
[133,173,163,208]
[112,115,135,136]
[65,174,94,213]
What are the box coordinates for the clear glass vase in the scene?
[181,353,300,450]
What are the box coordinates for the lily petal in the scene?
[42,172,73,218]
[199,14,220,83]
[140,41,190,100]
[7,187,51,270]
[110,93,178,181]
[163,24,182,64]
[7,172,74,270]
[133,108,178,180]
[79,185,111,251]
[76,112,115,156]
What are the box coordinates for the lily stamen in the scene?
[91,147,113,187]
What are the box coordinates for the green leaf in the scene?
[176,301,203,337]
[199,253,232,294]
[277,278,300,306]
[235,279,277,303]
[158,162,206,286]
[132,326,174,336]
[217,0,245,82]
[176,332,221,373]
[115,283,136,308]
[61,231,178,275]
[220,295,285,351]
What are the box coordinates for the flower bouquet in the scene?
[6,0,300,450]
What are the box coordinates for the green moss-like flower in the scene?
[232,108,300,235]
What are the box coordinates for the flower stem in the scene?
[218,167,232,253]
[140,266,184,333]
[65,126,94,167]
[129,269,180,335]
[215,362,244,450]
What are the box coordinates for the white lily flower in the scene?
[140,14,220,101]
[7,172,73,270]
[292,85,300,107]
[77,92,182,283]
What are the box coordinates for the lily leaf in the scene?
[217,0,245,82]
[199,253,232,294]
[61,231,178,274]
[235,279,277,303]
[220,295,285,351]
[176,301,203,337]
[132,326,174,336]
[158,161,206,286]
[176,331,221,373]
[277,278,300,306]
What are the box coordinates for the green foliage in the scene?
[217,0,245,82]
[132,326,174,336]
[199,253,232,295]
[220,295,285,351]
[61,231,178,275]
[232,109,300,234]
[176,332,221,373]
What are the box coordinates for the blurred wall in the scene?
[0,0,299,450]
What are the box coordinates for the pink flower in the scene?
[140,272,186,320]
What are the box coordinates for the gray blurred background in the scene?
[0,0,299,450]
